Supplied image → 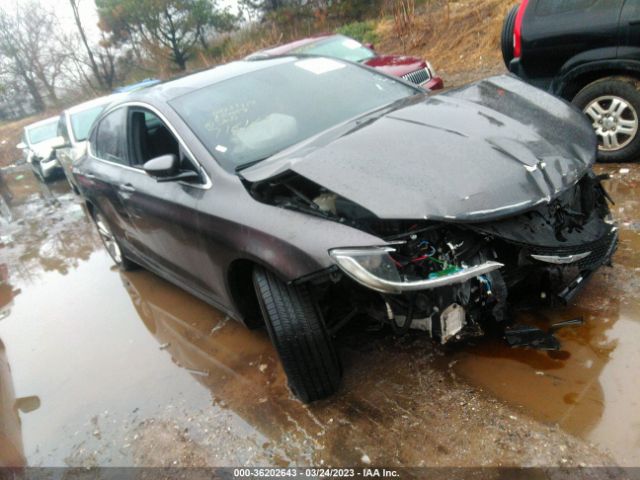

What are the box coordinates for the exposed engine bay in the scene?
[246,168,617,347]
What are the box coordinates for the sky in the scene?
[2,0,242,42]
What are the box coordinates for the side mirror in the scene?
[143,154,200,183]
[51,135,68,149]
[364,42,375,51]
[15,395,41,414]
[143,154,178,177]
[16,142,27,149]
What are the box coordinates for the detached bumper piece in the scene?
[505,318,584,350]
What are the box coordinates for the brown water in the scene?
[0,165,638,467]
[446,164,640,465]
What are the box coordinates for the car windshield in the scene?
[27,121,58,145]
[70,104,107,142]
[170,58,417,172]
[293,35,376,63]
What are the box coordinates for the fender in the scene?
[552,56,640,98]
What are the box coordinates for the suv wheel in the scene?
[252,266,342,403]
[93,211,138,271]
[572,77,640,163]
[501,5,518,67]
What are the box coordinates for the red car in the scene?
[248,34,444,90]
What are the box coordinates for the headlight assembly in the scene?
[329,247,402,292]
[329,246,503,294]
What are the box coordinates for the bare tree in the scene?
[69,0,106,90]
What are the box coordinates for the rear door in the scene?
[619,1,640,59]
[82,107,139,252]
[522,0,625,80]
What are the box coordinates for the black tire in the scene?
[572,77,640,163]
[252,266,342,403]
[501,5,518,68]
[92,210,138,271]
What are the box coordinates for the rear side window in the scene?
[535,0,596,15]
[93,108,128,165]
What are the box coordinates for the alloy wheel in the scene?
[584,95,639,152]
[94,213,122,264]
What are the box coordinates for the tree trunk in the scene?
[69,0,106,90]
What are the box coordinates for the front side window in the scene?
[71,105,107,143]
[170,58,417,172]
[129,109,180,167]
[93,108,128,165]
[293,35,376,63]
[26,120,58,145]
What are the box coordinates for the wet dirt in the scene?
[0,164,636,468]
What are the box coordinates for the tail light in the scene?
[513,0,529,58]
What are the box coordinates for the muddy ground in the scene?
[1,155,639,474]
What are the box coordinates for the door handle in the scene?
[84,173,97,180]
[118,183,136,193]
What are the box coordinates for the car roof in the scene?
[123,56,309,104]
[65,93,128,116]
[24,115,60,130]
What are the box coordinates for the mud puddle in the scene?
[441,164,640,466]
[0,165,632,468]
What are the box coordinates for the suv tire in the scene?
[572,77,640,163]
[501,5,518,67]
[252,266,342,403]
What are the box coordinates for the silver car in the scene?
[16,116,63,182]
[55,94,125,192]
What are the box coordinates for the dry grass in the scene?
[377,0,513,81]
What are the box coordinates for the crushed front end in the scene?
[321,172,617,344]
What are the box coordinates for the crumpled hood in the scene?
[242,75,597,222]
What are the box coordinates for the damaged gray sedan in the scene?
[75,55,617,402]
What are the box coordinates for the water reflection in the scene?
[0,169,101,282]
[444,165,640,465]
[0,337,41,467]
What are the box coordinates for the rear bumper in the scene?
[423,76,444,91]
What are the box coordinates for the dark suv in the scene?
[502,0,640,162]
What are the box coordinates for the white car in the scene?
[17,116,64,182]
[55,94,126,192]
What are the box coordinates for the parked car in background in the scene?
[56,94,125,192]
[16,117,63,182]
[75,56,616,402]
[247,34,444,90]
[113,78,161,93]
[502,0,640,162]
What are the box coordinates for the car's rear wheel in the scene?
[501,5,518,67]
[252,266,342,403]
[572,77,640,163]
[93,211,138,271]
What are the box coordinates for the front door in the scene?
[121,107,207,294]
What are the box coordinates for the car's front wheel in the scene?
[252,266,342,403]
[573,77,640,163]
[92,211,138,271]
